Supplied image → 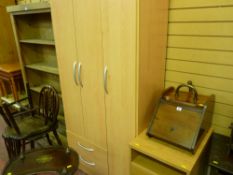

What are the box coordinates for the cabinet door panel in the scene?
[101,0,137,175]
[51,0,84,136]
[73,0,107,149]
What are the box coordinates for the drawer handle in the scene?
[78,142,94,152]
[79,155,96,166]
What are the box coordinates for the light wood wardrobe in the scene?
[50,0,168,175]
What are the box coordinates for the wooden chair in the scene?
[1,85,62,159]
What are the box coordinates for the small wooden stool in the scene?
[0,63,23,101]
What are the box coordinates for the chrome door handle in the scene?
[73,61,78,86]
[79,155,96,166]
[78,142,94,152]
[104,65,108,94]
[78,62,83,87]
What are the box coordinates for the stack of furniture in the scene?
[1,85,62,159]
[51,0,168,174]
[6,2,66,144]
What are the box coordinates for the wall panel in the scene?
[169,23,233,36]
[170,0,233,9]
[167,48,233,65]
[166,1,233,136]
[166,60,233,79]
[170,7,233,22]
[166,71,233,93]
[168,36,233,51]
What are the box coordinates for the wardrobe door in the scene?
[50,0,84,137]
[101,0,137,175]
[73,0,107,150]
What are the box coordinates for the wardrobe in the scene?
[50,0,168,175]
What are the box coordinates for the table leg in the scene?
[10,77,19,100]
[0,80,3,97]
[0,80,7,97]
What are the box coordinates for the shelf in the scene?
[6,2,50,15]
[7,2,66,142]
[20,39,55,45]
[25,63,58,75]
[30,85,62,98]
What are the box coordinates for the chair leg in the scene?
[3,137,12,159]
[30,141,35,149]
[21,140,26,153]
[46,134,53,145]
[53,130,62,145]
[3,137,21,159]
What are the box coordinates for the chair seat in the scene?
[3,115,53,140]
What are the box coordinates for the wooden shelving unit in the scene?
[25,63,58,75]
[19,39,55,45]
[7,2,67,145]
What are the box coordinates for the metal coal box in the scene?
[147,82,215,153]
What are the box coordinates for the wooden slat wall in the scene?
[166,0,233,136]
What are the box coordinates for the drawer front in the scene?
[131,155,185,175]
[67,131,108,175]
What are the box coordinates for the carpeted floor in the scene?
[0,115,86,175]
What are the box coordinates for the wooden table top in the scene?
[0,63,21,73]
[130,127,213,174]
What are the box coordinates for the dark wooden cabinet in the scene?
[207,134,233,175]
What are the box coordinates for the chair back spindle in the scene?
[38,85,59,125]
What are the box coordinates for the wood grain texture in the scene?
[50,0,85,141]
[101,0,137,175]
[73,0,107,150]
[102,0,168,174]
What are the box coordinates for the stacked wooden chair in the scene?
[0,84,62,159]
